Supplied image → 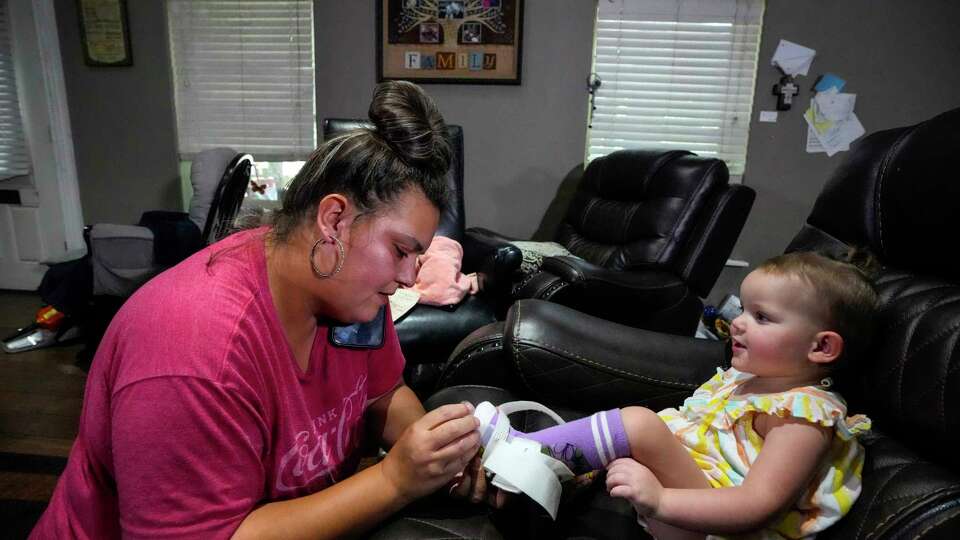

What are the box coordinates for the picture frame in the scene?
[377,0,524,85]
[77,0,133,67]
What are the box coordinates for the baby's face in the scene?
[729,270,828,383]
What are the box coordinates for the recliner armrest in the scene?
[462,227,522,295]
[541,256,687,299]
[528,256,703,334]
[677,183,756,297]
[503,300,726,411]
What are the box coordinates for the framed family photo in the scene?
[377,0,524,85]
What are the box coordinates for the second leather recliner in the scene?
[471,149,756,337]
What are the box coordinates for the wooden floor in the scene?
[0,290,85,505]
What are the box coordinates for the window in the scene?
[0,0,30,180]
[587,0,764,176]
[167,0,316,199]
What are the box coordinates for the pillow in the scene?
[509,241,577,275]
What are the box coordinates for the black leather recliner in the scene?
[322,119,521,396]
[471,149,756,337]
[373,108,960,538]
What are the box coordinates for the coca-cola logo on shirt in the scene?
[275,375,368,492]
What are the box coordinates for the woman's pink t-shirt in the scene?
[31,229,405,539]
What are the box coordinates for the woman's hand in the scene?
[380,402,481,504]
[447,452,509,508]
[606,457,664,517]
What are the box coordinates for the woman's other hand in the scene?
[447,452,509,508]
[381,402,481,503]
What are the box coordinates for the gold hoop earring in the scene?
[820,377,834,389]
[310,236,345,278]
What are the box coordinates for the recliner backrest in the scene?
[188,148,238,232]
[202,153,254,244]
[322,118,465,242]
[785,107,960,468]
[556,149,747,297]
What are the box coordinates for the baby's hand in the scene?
[605,458,663,517]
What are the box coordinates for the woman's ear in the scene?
[809,331,844,364]
[313,194,350,239]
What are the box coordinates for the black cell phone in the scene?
[328,306,386,349]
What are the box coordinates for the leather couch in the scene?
[371,107,960,538]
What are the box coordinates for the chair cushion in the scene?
[556,149,727,274]
[847,267,960,466]
[802,107,960,282]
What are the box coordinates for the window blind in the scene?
[167,0,316,161]
[588,0,764,175]
[0,0,30,180]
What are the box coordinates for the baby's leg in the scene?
[475,403,630,474]
[620,407,710,490]
[620,407,709,540]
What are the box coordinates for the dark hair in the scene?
[269,80,452,242]
[757,249,880,371]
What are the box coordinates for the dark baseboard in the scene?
[0,498,48,539]
[0,452,67,475]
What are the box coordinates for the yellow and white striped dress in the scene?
[657,367,871,539]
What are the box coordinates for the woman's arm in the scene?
[610,415,833,534]
[233,400,480,540]
[366,384,427,448]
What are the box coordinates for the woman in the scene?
[32,81,488,539]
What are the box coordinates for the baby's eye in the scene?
[755,312,768,322]
[395,246,409,259]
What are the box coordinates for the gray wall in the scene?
[709,0,960,302]
[315,0,595,238]
[56,0,180,225]
[54,0,960,302]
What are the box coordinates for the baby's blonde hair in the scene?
[757,250,879,370]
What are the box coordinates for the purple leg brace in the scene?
[479,408,631,474]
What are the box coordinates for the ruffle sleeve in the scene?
[726,388,872,441]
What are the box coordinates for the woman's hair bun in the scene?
[842,246,882,280]
[368,80,452,177]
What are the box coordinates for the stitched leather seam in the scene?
[405,517,480,538]
[511,302,535,393]
[938,332,959,430]
[580,197,598,235]
[681,188,729,281]
[913,504,960,539]
[874,129,910,254]
[516,336,698,388]
[875,293,960,419]
[859,463,908,539]
[541,281,570,300]
[881,287,957,331]
[661,159,722,269]
[622,201,641,250]
[876,487,955,506]
[871,487,960,539]
[905,320,960,360]
[897,323,960,425]
[438,338,503,387]
[865,472,957,538]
